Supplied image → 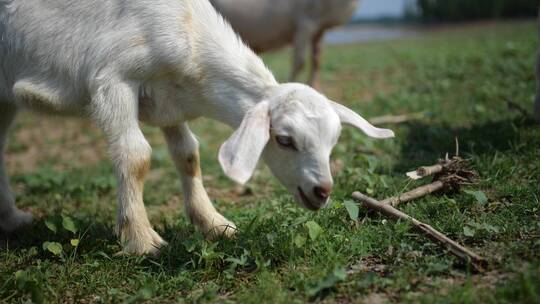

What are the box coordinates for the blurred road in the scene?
[325,24,419,45]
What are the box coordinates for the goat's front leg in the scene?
[163,124,236,240]
[92,81,166,255]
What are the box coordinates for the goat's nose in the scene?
[313,186,331,200]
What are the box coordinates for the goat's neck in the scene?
[200,72,277,129]
[193,32,278,128]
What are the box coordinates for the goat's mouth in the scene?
[297,187,320,211]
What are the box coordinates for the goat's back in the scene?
[0,0,196,102]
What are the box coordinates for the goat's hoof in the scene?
[0,209,33,233]
[204,215,237,241]
[117,227,168,256]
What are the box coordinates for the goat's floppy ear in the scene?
[330,101,395,139]
[219,101,270,184]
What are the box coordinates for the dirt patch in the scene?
[321,67,399,104]
[344,255,519,303]
[347,256,389,276]
[362,293,388,304]
[6,113,107,174]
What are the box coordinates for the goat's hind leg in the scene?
[0,103,33,232]
[290,21,318,84]
[308,30,325,89]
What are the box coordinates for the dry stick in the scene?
[380,181,445,206]
[418,164,444,176]
[406,164,444,180]
[405,156,472,181]
[352,192,487,272]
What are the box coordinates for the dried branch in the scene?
[406,164,443,180]
[352,192,487,272]
[380,181,445,206]
[406,157,476,183]
[391,157,477,206]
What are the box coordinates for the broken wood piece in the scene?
[405,157,476,187]
[406,164,444,180]
[352,191,487,272]
[391,157,476,207]
[380,181,445,206]
[369,112,426,125]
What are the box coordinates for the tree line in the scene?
[413,0,539,22]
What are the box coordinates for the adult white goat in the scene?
[210,0,359,87]
[0,0,393,255]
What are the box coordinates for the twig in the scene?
[380,181,445,206]
[405,156,475,183]
[352,192,487,272]
[406,164,443,180]
[369,112,426,125]
[396,157,476,206]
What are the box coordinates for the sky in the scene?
[353,0,408,19]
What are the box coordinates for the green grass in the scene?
[1,21,540,303]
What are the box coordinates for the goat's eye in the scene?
[275,135,297,150]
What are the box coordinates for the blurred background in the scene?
[327,0,540,44]
[354,0,539,22]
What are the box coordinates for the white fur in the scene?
[210,0,359,86]
[0,0,393,254]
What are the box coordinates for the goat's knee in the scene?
[120,141,152,187]
[182,151,202,178]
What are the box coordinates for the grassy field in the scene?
[1,21,539,303]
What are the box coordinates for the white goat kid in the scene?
[0,0,393,255]
[210,0,359,87]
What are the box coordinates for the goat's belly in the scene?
[12,78,87,116]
